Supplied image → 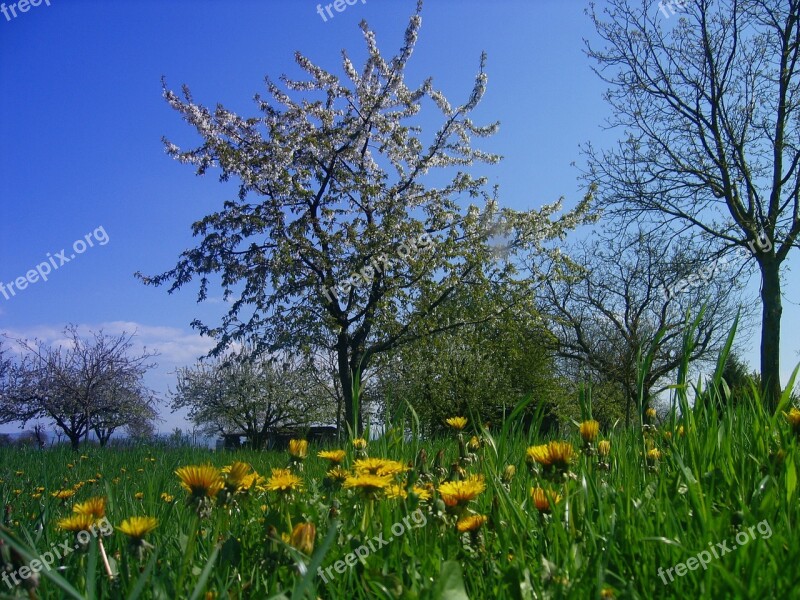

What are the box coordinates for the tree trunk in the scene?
[336,339,356,436]
[760,259,783,412]
[67,432,81,451]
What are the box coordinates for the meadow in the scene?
[1,369,799,599]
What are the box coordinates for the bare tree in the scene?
[0,326,159,450]
[585,0,800,409]
[541,229,749,424]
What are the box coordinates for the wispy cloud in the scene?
[1,321,216,367]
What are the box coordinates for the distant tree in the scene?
[541,230,748,424]
[372,290,565,436]
[90,382,160,446]
[139,3,594,434]
[586,0,800,410]
[0,326,159,450]
[171,351,332,448]
[125,412,157,442]
[719,352,758,408]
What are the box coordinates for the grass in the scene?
[1,341,800,598]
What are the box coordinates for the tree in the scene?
[541,229,748,424]
[90,381,160,446]
[139,3,593,434]
[171,352,332,448]
[371,289,565,436]
[0,340,11,399]
[0,326,159,450]
[719,351,759,408]
[585,0,800,410]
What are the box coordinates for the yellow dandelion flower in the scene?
[160,492,174,503]
[134,492,144,500]
[326,466,349,483]
[645,407,657,419]
[445,416,468,431]
[223,461,253,491]
[456,514,488,533]
[289,522,316,555]
[385,484,408,500]
[438,475,486,507]
[411,485,433,502]
[240,472,265,492]
[646,448,662,462]
[317,450,347,464]
[353,458,408,477]
[677,425,685,437]
[598,440,611,457]
[526,441,575,472]
[784,407,800,434]
[579,420,600,443]
[352,438,367,450]
[51,489,76,500]
[73,497,106,519]
[175,464,225,500]
[526,444,551,465]
[117,516,158,541]
[288,439,309,459]
[530,487,562,513]
[343,473,392,496]
[57,513,95,533]
[467,435,481,451]
[265,468,303,493]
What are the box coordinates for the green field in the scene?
[1,378,799,600]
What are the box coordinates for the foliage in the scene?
[139,2,595,434]
[372,291,564,436]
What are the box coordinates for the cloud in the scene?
[1,321,216,367]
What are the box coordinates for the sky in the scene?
[1,0,798,435]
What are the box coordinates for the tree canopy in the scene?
[586,0,800,409]
[140,2,594,433]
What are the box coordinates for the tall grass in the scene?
[1,328,799,598]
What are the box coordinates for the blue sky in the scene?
[1,0,797,434]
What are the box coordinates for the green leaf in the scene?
[786,454,797,506]
[431,561,469,600]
